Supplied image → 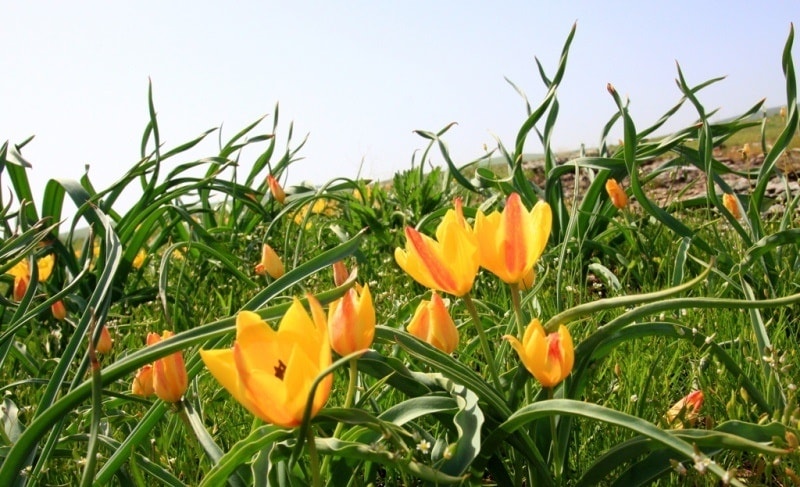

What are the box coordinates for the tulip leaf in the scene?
[429,375,484,477]
[199,426,292,487]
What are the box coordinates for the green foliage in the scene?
[1,22,799,487]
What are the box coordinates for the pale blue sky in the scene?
[2,2,797,212]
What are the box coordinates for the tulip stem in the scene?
[306,427,322,487]
[548,387,563,483]
[509,283,526,337]
[462,293,502,388]
[332,358,358,439]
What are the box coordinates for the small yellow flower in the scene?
[740,143,751,161]
[146,331,188,403]
[605,178,628,210]
[200,297,332,428]
[722,193,740,219]
[475,193,552,285]
[132,249,147,270]
[255,243,285,279]
[395,199,479,297]
[328,285,375,356]
[407,292,459,354]
[6,254,54,301]
[267,175,286,204]
[780,106,787,120]
[504,319,574,388]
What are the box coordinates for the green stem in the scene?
[306,427,321,487]
[332,358,358,439]
[509,283,526,337]
[548,387,563,484]
[462,293,502,387]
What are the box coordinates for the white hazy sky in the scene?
[2,1,798,212]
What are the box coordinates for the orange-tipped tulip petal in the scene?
[407,292,459,354]
[504,319,573,388]
[475,193,552,284]
[267,175,286,204]
[255,243,285,279]
[665,390,704,428]
[132,365,155,397]
[328,285,375,356]
[395,199,479,297]
[96,326,113,354]
[200,297,332,428]
[332,260,349,287]
[51,300,68,321]
[605,179,628,210]
[146,331,188,403]
[722,193,740,220]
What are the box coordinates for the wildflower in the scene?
[665,390,704,428]
[416,439,431,455]
[328,285,375,356]
[145,331,188,403]
[504,319,574,388]
[740,143,751,161]
[407,292,459,354]
[722,193,740,219]
[132,365,155,397]
[96,326,113,354]
[293,199,338,226]
[200,297,332,428]
[394,198,479,297]
[255,243,285,279]
[332,260,349,287]
[475,193,552,285]
[267,175,286,204]
[51,300,67,321]
[6,254,54,301]
[605,178,628,210]
[132,249,147,270]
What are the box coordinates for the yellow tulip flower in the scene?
[6,254,54,301]
[475,193,552,285]
[605,178,628,210]
[255,243,285,279]
[200,297,332,428]
[132,249,147,270]
[407,292,459,354]
[328,285,375,356]
[146,331,188,403]
[394,198,479,297]
[504,319,574,388]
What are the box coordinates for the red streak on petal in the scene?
[503,195,525,275]
[547,332,562,363]
[406,227,457,292]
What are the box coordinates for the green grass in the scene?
[1,24,800,487]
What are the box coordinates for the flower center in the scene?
[273,359,287,380]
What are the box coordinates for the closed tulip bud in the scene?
[722,193,740,219]
[96,326,113,354]
[665,390,704,428]
[255,243,285,279]
[332,260,349,287]
[13,275,29,301]
[146,331,188,403]
[407,292,459,354]
[132,365,155,397]
[328,285,375,355]
[605,178,628,210]
[51,300,68,321]
[504,319,574,388]
[267,175,286,204]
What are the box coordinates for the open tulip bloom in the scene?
[200,297,332,428]
[504,319,574,388]
[394,198,480,297]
